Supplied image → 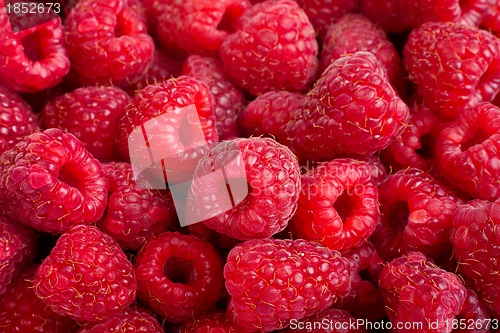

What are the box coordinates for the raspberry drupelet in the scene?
[76,308,163,333]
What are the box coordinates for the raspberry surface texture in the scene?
[224,238,352,332]
[290,158,380,251]
[220,0,318,95]
[178,311,236,333]
[76,308,163,333]
[135,232,224,323]
[0,129,109,234]
[279,308,365,333]
[41,86,131,162]
[287,51,409,161]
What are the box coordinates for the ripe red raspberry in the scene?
[480,0,500,37]
[319,14,406,94]
[279,308,365,333]
[41,86,131,162]
[34,225,137,322]
[360,0,487,33]
[379,252,467,333]
[0,7,69,93]
[403,21,500,119]
[371,168,461,261]
[295,0,358,37]
[187,137,301,240]
[225,238,352,332]
[287,52,409,161]
[64,0,154,87]
[435,102,500,200]
[289,158,380,251]
[135,232,224,323]
[115,76,218,182]
[77,308,163,333]
[451,200,500,318]
[0,217,36,297]
[220,0,318,96]
[455,289,491,333]
[150,0,250,56]
[182,55,247,140]
[0,265,78,333]
[0,85,39,155]
[238,90,304,146]
[0,129,108,234]
[178,311,235,333]
[98,162,175,250]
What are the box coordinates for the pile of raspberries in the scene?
[1,0,500,332]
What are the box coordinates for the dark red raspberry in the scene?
[178,311,236,333]
[0,6,69,93]
[64,0,154,87]
[224,238,352,332]
[287,52,409,161]
[451,200,500,318]
[381,101,448,173]
[319,14,405,94]
[454,289,491,333]
[76,308,163,333]
[379,252,467,333]
[295,0,358,37]
[187,221,242,250]
[0,217,36,297]
[290,158,380,251]
[0,129,108,234]
[34,225,136,322]
[279,308,365,333]
[135,232,224,323]
[187,137,301,240]
[404,21,500,119]
[371,168,461,261]
[115,76,218,182]
[238,90,304,146]
[150,0,250,56]
[182,55,247,140]
[98,162,175,250]
[0,85,39,156]
[435,102,500,200]
[41,86,131,162]
[0,265,78,333]
[360,0,487,33]
[220,0,318,96]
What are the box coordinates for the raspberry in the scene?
[435,102,500,200]
[480,0,500,37]
[33,225,137,322]
[150,0,250,56]
[319,14,406,94]
[182,55,247,140]
[0,6,69,93]
[238,90,304,146]
[0,85,39,155]
[279,308,365,333]
[379,252,467,333]
[41,86,132,162]
[295,0,358,37]
[187,137,301,240]
[98,162,175,250]
[224,238,352,332]
[451,200,500,318]
[77,308,163,333]
[455,289,491,333]
[360,0,487,33]
[371,168,461,261]
[287,52,409,161]
[220,0,318,96]
[178,311,236,333]
[135,232,224,323]
[0,265,78,333]
[115,76,218,182]
[403,21,500,119]
[0,129,109,234]
[0,217,36,297]
[64,0,155,87]
[290,158,380,251]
